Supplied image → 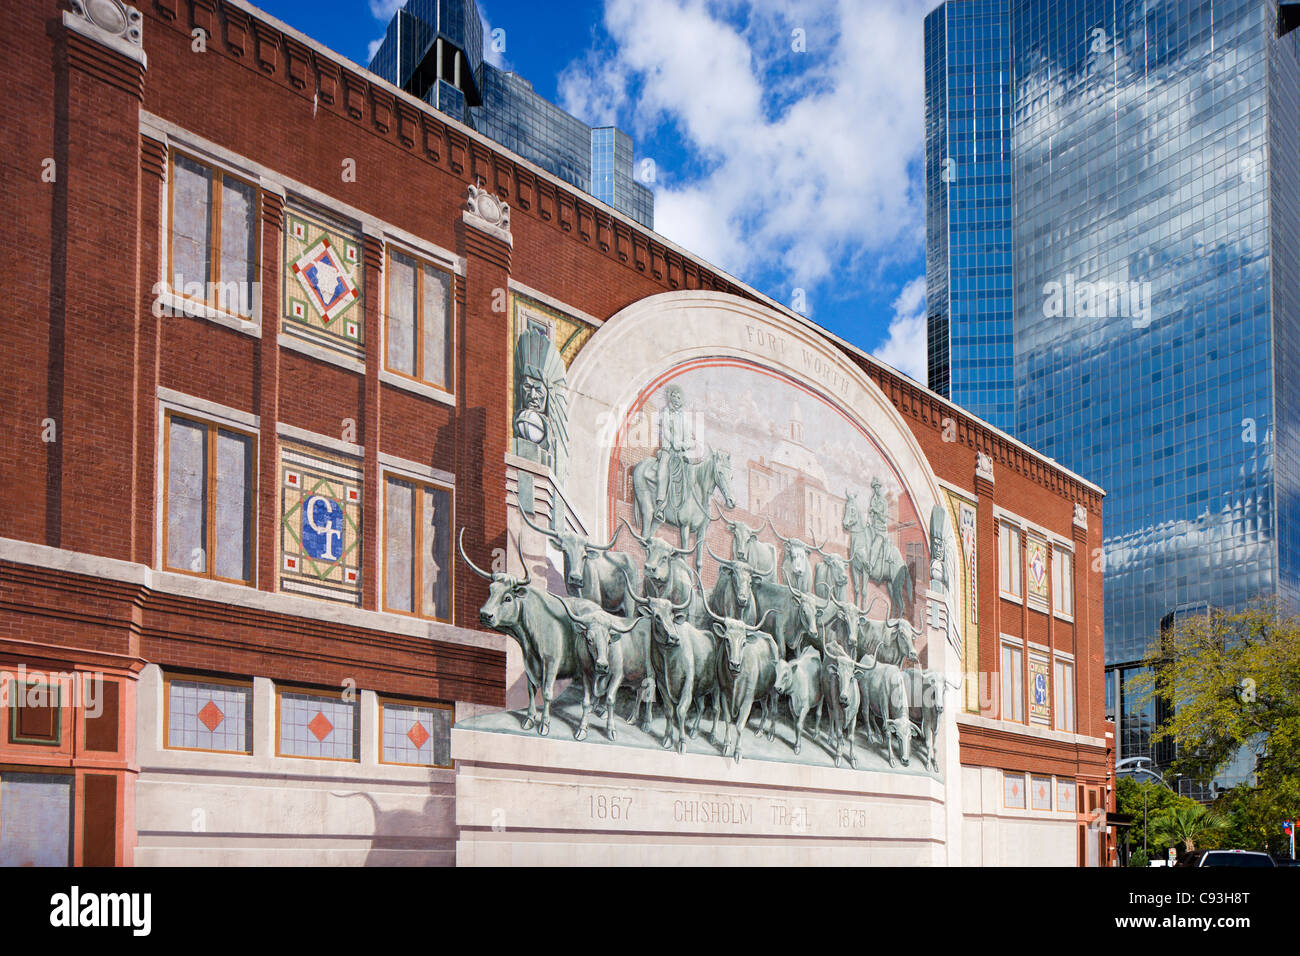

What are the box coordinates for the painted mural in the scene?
[461,337,963,776]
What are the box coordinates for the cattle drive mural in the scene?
[460,358,962,776]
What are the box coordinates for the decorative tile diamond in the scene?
[291,238,358,323]
[279,445,363,605]
[406,721,430,750]
[307,711,333,742]
[197,700,225,732]
[282,207,364,359]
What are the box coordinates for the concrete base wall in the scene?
[959,765,1077,866]
[453,725,950,866]
[133,664,465,866]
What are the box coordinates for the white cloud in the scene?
[560,0,931,293]
[871,275,927,384]
[479,4,509,70]
[367,36,385,62]
[368,0,403,20]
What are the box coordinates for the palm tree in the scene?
[1151,804,1227,856]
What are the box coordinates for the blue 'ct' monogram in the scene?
[302,494,344,561]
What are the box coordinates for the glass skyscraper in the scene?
[926,0,1300,793]
[368,0,654,228]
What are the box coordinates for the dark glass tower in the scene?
[926,0,1300,793]
[368,0,654,228]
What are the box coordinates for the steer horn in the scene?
[562,601,597,627]
[620,516,651,549]
[705,542,735,569]
[518,508,561,543]
[513,531,532,587]
[764,517,792,546]
[590,524,622,552]
[619,566,649,607]
[458,528,494,581]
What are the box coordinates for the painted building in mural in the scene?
[1,0,1113,866]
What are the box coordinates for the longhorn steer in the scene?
[767,521,819,593]
[715,510,778,580]
[820,649,866,768]
[902,667,946,772]
[857,655,914,767]
[460,529,579,738]
[813,551,850,603]
[625,570,721,753]
[773,645,823,755]
[706,603,780,763]
[520,510,638,616]
[562,601,655,741]
[818,595,872,658]
[621,518,706,627]
[753,580,824,659]
[705,545,762,625]
[856,616,920,667]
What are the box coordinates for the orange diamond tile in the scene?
[307,711,333,742]
[198,700,225,732]
[407,721,430,750]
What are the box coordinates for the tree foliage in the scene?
[1150,804,1226,854]
[1116,777,1206,857]
[1126,603,1300,811]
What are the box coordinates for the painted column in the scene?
[55,2,147,559]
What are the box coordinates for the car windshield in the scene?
[1202,853,1274,867]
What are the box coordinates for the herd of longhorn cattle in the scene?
[458,509,950,771]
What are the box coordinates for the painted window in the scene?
[165,675,253,754]
[1000,641,1024,722]
[383,475,453,622]
[385,249,454,392]
[1057,778,1077,812]
[379,698,453,767]
[0,773,72,866]
[283,204,364,358]
[276,687,359,761]
[163,412,255,584]
[998,522,1021,598]
[1055,658,1075,733]
[169,150,259,318]
[1052,545,1074,617]
[279,444,363,605]
[7,680,61,746]
[1003,771,1026,809]
[1031,775,1053,811]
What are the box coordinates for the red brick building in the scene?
[0,0,1114,865]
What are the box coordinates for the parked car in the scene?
[1274,856,1300,868]
[1175,849,1276,867]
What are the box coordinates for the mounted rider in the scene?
[654,385,695,521]
[866,476,889,575]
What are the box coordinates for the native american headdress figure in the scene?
[512,327,569,483]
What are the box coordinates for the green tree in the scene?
[1150,804,1226,855]
[1126,602,1300,843]
[1116,776,1205,857]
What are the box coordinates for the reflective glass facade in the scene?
[926,0,1300,789]
[368,1,654,228]
[472,66,592,190]
[590,127,654,230]
[924,0,1016,429]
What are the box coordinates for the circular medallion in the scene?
[85,0,128,34]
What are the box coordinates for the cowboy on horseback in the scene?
[866,476,888,576]
[654,385,694,521]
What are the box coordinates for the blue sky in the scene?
[256,0,935,381]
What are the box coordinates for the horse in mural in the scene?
[631,447,737,574]
[842,490,913,618]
